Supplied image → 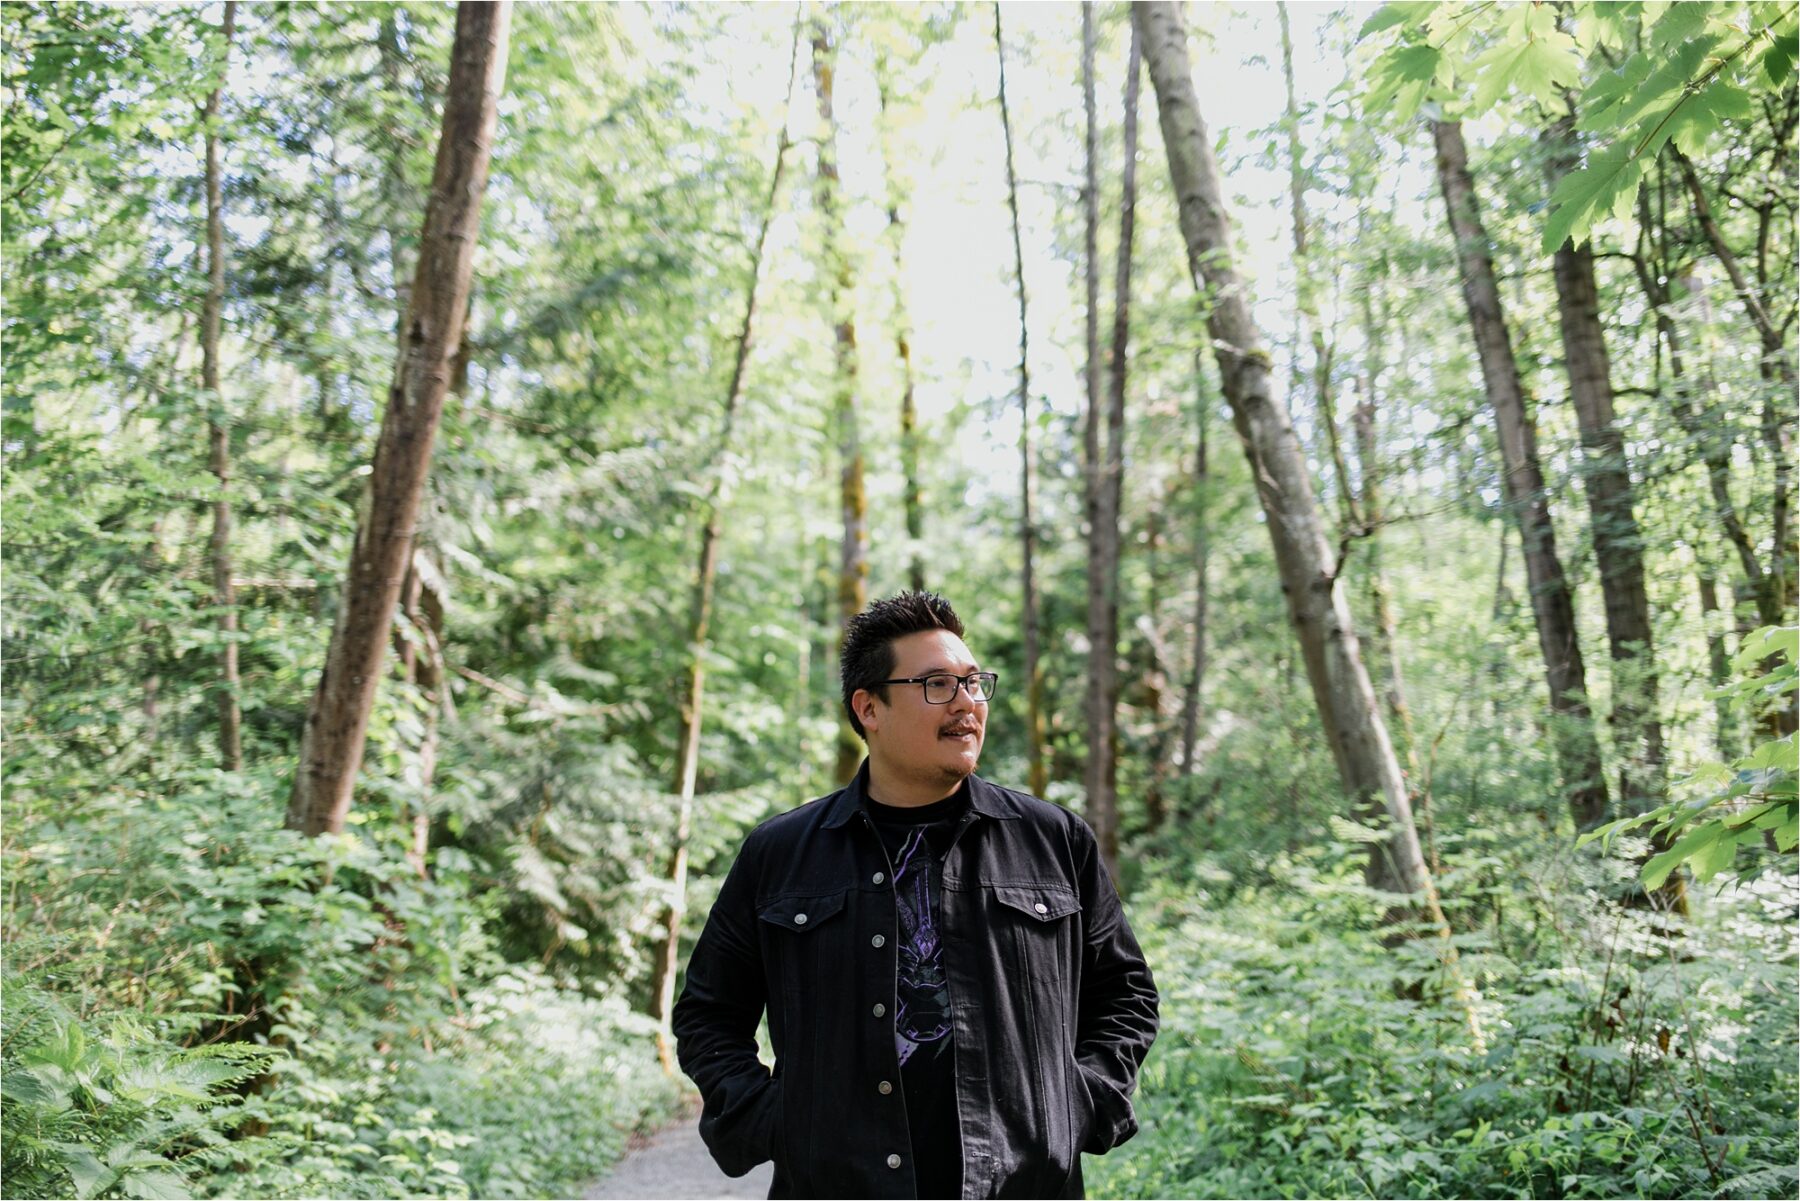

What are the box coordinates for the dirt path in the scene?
[583,1099,772,1200]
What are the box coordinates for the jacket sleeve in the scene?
[672,826,782,1177]
[1071,818,1160,1155]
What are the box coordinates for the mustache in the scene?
[939,720,980,736]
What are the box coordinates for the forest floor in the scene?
[583,1096,771,1200]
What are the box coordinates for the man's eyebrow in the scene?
[912,663,980,676]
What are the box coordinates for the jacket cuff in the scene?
[699,1074,782,1177]
[1076,1063,1138,1155]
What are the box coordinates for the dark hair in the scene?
[840,591,966,740]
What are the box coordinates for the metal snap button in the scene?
[872,1003,886,1017]
[1034,902,1048,915]
[887,1154,902,1169]
[871,934,885,948]
[872,871,885,885]
[878,1080,893,1094]
[794,913,808,925]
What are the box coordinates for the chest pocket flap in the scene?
[756,890,848,934]
[992,884,1080,922]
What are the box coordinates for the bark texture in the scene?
[288,1,510,836]
[812,18,868,787]
[203,1,241,771]
[1177,354,1209,778]
[877,62,926,596]
[652,19,800,1076]
[1543,120,1667,818]
[1432,120,1608,829]
[1135,1,1431,897]
[1082,25,1140,881]
[997,2,1047,798]
[1136,5,1483,1046]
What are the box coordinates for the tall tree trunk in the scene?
[1143,481,1178,832]
[876,62,926,596]
[1352,347,1423,793]
[1543,120,1668,816]
[652,20,800,1076]
[1276,1,1357,534]
[813,17,868,787]
[1082,22,1140,880]
[1134,0,1469,965]
[288,1,510,836]
[1431,120,1608,829]
[996,3,1047,798]
[1178,353,1209,778]
[202,1,242,772]
[378,7,415,338]
[1138,3,1482,1047]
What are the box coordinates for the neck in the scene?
[866,754,967,809]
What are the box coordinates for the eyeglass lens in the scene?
[924,673,995,703]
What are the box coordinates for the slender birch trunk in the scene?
[288,1,510,836]
[996,3,1047,798]
[202,1,241,771]
[652,18,801,1075]
[1177,353,1209,777]
[1082,23,1140,880]
[812,17,868,787]
[1431,120,1608,829]
[876,61,926,596]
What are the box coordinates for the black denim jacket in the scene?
[672,761,1160,1199]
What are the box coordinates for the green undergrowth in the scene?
[2,771,683,1200]
[1088,836,1799,1200]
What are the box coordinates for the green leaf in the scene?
[1649,1,1714,53]
[1762,30,1798,84]
[1641,821,1728,889]
[1543,143,1646,252]
[1743,736,1796,771]
[1688,832,1737,881]
[61,1148,110,1201]
[1471,30,1582,111]
[1777,816,1799,852]
[1359,2,1437,39]
[1652,77,1757,157]
[1366,43,1445,121]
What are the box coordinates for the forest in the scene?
[3,1,1796,1198]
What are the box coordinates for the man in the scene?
[673,591,1160,1199]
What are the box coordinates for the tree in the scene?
[1176,354,1210,781]
[1431,118,1610,829]
[288,0,511,837]
[649,14,801,1076]
[202,0,241,772]
[1083,16,1141,880]
[1136,0,1482,1046]
[811,14,868,787]
[995,2,1047,799]
[876,54,925,596]
[1544,114,1669,826]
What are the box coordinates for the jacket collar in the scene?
[821,757,1021,828]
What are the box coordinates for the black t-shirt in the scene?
[864,784,969,1200]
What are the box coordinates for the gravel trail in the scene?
[583,1099,771,1200]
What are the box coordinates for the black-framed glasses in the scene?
[874,671,998,705]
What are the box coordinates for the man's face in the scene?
[855,629,988,788]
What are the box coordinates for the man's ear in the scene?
[853,688,881,735]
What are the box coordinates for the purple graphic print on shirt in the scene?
[891,827,952,1066]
